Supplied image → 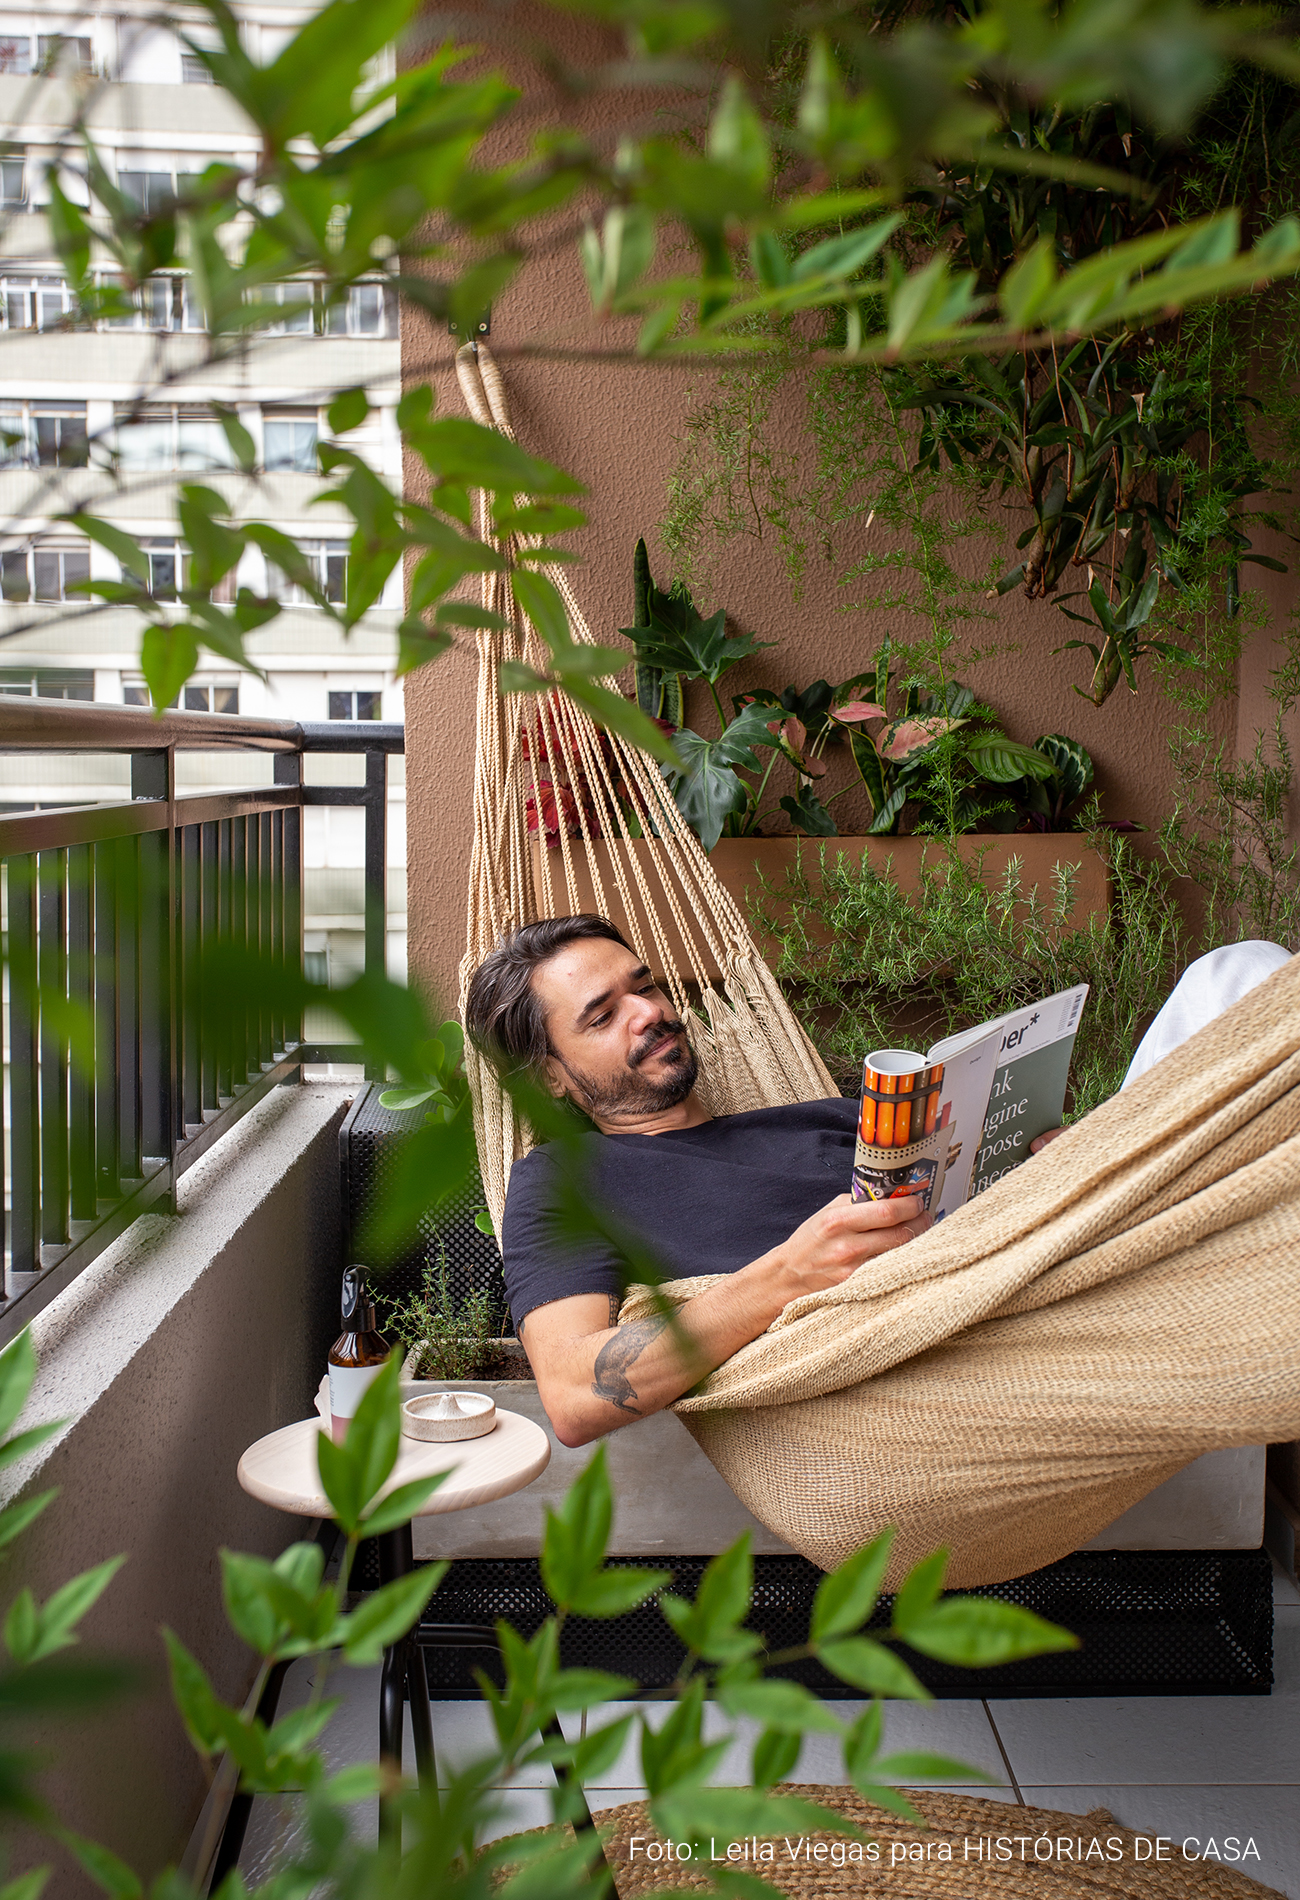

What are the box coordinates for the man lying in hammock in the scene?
[464,912,1290,1451]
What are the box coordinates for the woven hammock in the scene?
[453,346,1300,1591]
[454,342,834,1237]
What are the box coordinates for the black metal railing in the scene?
[0,699,403,1345]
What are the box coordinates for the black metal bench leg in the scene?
[405,1636,436,1790]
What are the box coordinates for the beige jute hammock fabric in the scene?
[454,340,833,1244]
[621,953,1300,1586]
[454,343,1300,1591]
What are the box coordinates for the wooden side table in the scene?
[219,1407,553,1877]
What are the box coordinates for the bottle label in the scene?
[329,1361,384,1422]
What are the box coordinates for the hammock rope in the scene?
[454,342,836,1237]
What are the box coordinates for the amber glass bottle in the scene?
[327,1267,389,1444]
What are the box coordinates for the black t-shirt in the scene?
[500,1097,859,1329]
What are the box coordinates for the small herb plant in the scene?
[753,826,1187,1116]
[383,1251,502,1382]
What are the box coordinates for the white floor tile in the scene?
[1023,1784,1300,1899]
[988,1610,1300,1786]
[557,1698,1006,1789]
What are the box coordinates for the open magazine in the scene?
[851,985,1089,1221]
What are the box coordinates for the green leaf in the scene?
[779,786,836,836]
[817,1635,930,1700]
[0,1491,57,1554]
[336,1563,447,1665]
[716,1677,842,1734]
[162,1629,227,1755]
[540,1446,613,1608]
[413,418,583,496]
[13,1557,125,1664]
[59,516,149,586]
[708,77,770,194]
[567,1566,669,1621]
[58,1833,141,1899]
[751,1725,801,1789]
[0,1871,50,1900]
[359,1473,450,1538]
[140,625,200,716]
[668,702,778,852]
[842,1699,882,1780]
[965,736,1056,784]
[0,1333,38,1440]
[658,1536,761,1664]
[625,598,770,685]
[890,1547,947,1634]
[313,1351,403,1534]
[811,1530,894,1642]
[897,1597,1078,1667]
[211,405,256,474]
[511,567,570,655]
[872,1750,992,1782]
[327,387,370,434]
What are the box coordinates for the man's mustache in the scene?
[628,1020,689,1068]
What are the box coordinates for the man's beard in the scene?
[561,1021,699,1122]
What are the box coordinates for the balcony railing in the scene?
[0,699,403,1345]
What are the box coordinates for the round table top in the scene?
[237,1409,551,1520]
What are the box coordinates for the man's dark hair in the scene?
[464,915,631,1078]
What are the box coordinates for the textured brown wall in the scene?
[403,2,1293,1004]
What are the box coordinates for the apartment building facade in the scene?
[0,0,406,983]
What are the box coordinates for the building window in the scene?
[143,540,184,601]
[0,401,91,469]
[117,170,177,216]
[263,410,318,472]
[0,38,31,74]
[182,680,239,714]
[1,545,91,603]
[323,282,387,337]
[0,402,88,469]
[269,540,348,606]
[115,404,234,471]
[38,35,94,74]
[1,275,74,331]
[0,667,94,700]
[245,282,314,336]
[181,51,213,84]
[99,273,203,333]
[328,690,382,721]
[0,150,26,209]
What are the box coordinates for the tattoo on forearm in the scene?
[591,1316,670,1416]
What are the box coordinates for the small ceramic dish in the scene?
[401,1391,497,1442]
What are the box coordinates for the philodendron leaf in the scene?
[668,702,778,851]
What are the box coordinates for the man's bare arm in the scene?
[516,1191,932,1447]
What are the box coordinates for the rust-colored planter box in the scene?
[533,833,1109,985]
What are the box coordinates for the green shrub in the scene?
[753,827,1187,1118]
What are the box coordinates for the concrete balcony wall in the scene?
[0,1081,352,1893]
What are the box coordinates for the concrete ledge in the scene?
[1,1082,350,1890]
[403,1374,1265,1564]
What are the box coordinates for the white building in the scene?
[0,0,407,984]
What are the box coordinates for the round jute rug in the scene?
[573,1788,1283,1900]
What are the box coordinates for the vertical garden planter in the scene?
[533,834,1109,982]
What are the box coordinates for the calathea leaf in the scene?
[667,702,776,851]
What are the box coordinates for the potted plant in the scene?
[387,1261,795,1566]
